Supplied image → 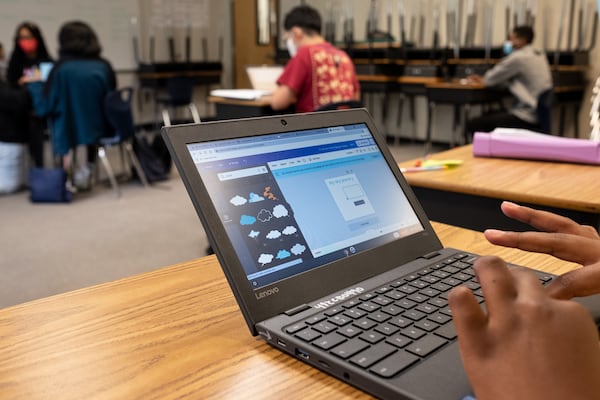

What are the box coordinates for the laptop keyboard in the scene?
[284,253,554,379]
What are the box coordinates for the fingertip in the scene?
[484,229,505,241]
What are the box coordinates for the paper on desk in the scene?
[210,89,271,100]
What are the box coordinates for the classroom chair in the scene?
[536,89,553,134]
[155,76,201,126]
[100,87,149,197]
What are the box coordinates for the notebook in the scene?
[161,109,600,400]
[246,64,284,92]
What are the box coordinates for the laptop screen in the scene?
[186,123,424,289]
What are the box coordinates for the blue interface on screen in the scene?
[187,123,423,289]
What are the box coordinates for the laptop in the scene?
[162,109,600,400]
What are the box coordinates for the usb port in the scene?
[295,348,310,360]
[277,339,287,347]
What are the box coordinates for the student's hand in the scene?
[466,74,484,85]
[19,68,42,84]
[450,256,600,400]
[484,201,600,299]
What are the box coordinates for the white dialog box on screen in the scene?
[325,174,375,221]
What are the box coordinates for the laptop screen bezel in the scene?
[162,109,443,335]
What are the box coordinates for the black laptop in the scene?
[162,109,600,400]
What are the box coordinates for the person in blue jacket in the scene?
[27,21,116,190]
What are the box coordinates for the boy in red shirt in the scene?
[270,5,360,113]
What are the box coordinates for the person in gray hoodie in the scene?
[465,26,553,138]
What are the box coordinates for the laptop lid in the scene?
[162,109,443,335]
[245,65,284,92]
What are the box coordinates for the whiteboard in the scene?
[0,0,140,70]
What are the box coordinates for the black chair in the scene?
[536,89,553,134]
[154,76,201,126]
[315,100,363,112]
[101,87,149,197]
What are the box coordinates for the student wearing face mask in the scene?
[465,26,552,139]
[7,22,52,88]
[6,22,52,168]
[270,5,360,113]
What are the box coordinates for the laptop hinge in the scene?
[284,304,311,316]
[421,251,441,260]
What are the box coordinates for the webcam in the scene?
[280,119,287,126]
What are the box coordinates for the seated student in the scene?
[270,5,360,113]
[450,201,600,399]
[26,21,116,191]
[465,26,553,138]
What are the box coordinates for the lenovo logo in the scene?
[255,287,280,300]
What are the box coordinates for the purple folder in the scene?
[473,129,600,165]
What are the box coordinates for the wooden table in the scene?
[399,145,600,232]
[0,223,579,400]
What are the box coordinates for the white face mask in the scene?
[286,37,298,57]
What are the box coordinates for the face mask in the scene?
[503,40,513,55]
[19,38,38,54]
[286,37,298,58]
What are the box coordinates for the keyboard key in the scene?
[370,350,420,378]
[376,286,393,294]
[435,323,457,340]
[386,334,413,348]
[383,290,405,300]
[442,277,462,287]
[428,312,452,324]
[380,304,403,316]
[350,342,397,368]
[464,281,480,290]
[388,316,411,328]
[338,325,362,338]
[417,267,434,276]
[403,274,420,281]
[372,296,394,306]
[375,323,400,336]
[407,293,429,303]
[342,299,361,308]
[408,280,429,289]
[313,321,337,334]
[420,275,440,284]
[398,285,418,294]
[442,266,460,274]
[359,292,376,301]
[344,308,367,319]
[331,338,370,359]
[358,302,380,312]
[453,272,472,281]
[401,326,427,340]
[406,335,447,357]
[432,270,451,279]
[313,332,347,350]
[304,314,326,325]
[368,311,392,323]
[295,328,321,342]
[428,297,448,308]
[419,288,440,298]
[324,307,344,316]
[329,314,352,326]
[360,330,386,344]
[354,317,377,330]
[396,299,417,309]
[413,319,440,332]
[430,282,452,292]
[402,309,427,321]
[415,304,437,314]
[285,322,306,334]
[452,261,472,270]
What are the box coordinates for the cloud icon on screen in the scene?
[248,230,260,238]
[276,250,291,260]
[273,204,289,218]
[230,195,247,206]
[249,192,264,203]
[240,215,257,225]
[291,243,306,255]
[266,230,282,239]
[282,226,297,235]
[257,209,273,222]
[258,253,274,266]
